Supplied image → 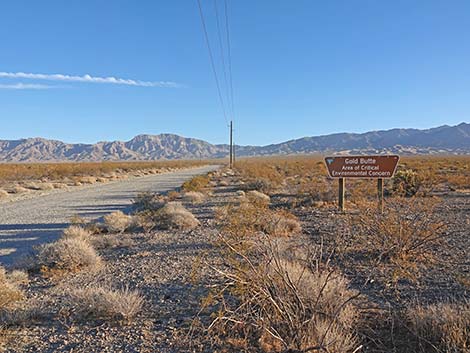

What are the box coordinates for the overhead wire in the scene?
[223,0,235,122]
[196,0,229,126]
[213,0,231,120]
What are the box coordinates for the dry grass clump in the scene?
[0,189,9,199]
[37,237,101,273]
[0,267,24,309]
[182,174,210,192]
[246,190,270,204]
[204,239,359,352]
[103,211,133,233]
[183,191,206,203]
[407,302,470,352]
[62,225,91,241]
[346,198,446,274]
[66,285,143,322]
[0,299,46,327]
[136,202,200,231]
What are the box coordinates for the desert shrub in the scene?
[217,200,301,238]
[262,210,302,237]
[241,178,273,193]
[392,169,422,197]
[90,234,134,250]
[66,285,143,322]
[62,225,91,241]
[182,174,210,192]
[204,239,359,352]
[5,271,29,287]
[0,299,46,327]
[347,198,446,273]
[407,302,470,352]
[0,267,24,309]
[37,238,101,273]
[246,190,270,204]
[135,202,200,232]
[167,190,181,200]
[133,192,165,211]
[103,211,133,233]
[183,191,206,203]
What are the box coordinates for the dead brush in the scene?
[407,301,470,352]
[201,238,360,352]
[346,197,447,276]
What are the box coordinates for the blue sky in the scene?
[0,1,469,146]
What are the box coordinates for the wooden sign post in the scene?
[324,155,399,212]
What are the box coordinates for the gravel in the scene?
[0,165,219,267]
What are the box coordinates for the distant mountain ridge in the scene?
[0,123,469,162]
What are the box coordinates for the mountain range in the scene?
[0,123,469,162]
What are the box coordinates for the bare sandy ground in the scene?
[0,165,219,267]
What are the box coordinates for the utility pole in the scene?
[229,120,233,168]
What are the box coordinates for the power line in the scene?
[196,0,229,125]
[213,0,231,118]
[224,0,235,121]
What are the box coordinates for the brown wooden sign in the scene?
[324,155,399,179]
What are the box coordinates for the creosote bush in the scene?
[66,285,144,322]
[407,302,470,352]
[103,211,133,233]
[346,198,446,273]
[37,237,101,273]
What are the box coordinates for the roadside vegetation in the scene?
[1,159,469,352]
[0,160,213,200]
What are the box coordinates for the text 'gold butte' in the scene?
[324,155,399,178]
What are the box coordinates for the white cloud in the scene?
[0,71,181,88]
[0,83,54,90]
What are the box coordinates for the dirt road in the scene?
[0,165,219,267]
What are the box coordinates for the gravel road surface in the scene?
[0,165,219,267]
